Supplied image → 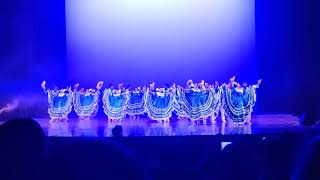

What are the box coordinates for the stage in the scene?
[4,114,304,137]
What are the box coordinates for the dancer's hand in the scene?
[96,81,104,90]
[41,81,46,90]
[230,76,236,82]
[257,79,262,85]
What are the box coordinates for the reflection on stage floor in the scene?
[27,115,302,137]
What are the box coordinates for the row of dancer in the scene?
[41,76,262,124]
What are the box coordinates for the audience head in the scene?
[112,125,124,137]
[0,118,46,179]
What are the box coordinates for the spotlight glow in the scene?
[66,0,256,85]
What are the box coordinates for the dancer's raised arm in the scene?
[257,79,262,86]
[227,76,236,88]
[253,79,262,88]
[41,80,47,92]
[67,86,72,93]
[171,83,176,90]
[230,76,236,82]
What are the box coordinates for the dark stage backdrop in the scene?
[0,0,67,89]
[0,0,67,118]
[255,0,320,119]
[0,0,319,119]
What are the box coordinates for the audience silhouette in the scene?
[0,118,46,180]
[0,118,320,180]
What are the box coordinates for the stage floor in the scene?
[12,114,306,137]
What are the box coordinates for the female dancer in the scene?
[221,76,247,124]
[73,81,103,119]
[242,79,262,124]
[210,81,223,123]
[126,86,146,118]
[172,83,187,120]
[221,76,262,124]
[178,80,218,123]
[41,81,73,122]
[102,83,128,121]
[145,82,175,122]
